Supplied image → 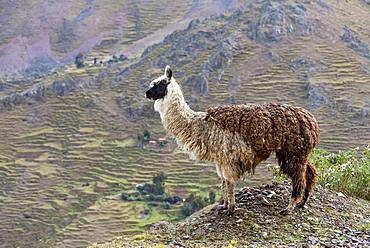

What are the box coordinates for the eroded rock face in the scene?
[52,80,71,96]
[23,57,59,78]
[0,77,92,110]
[184,74,208,96]
[305,80,331,109]
[341,26,370,60]
[250,1,314,43]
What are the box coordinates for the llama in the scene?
[145,65,320,214]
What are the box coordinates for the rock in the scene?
[23,213,32,219]
[308,236,319,245]
[23,56,58,78]
[305,79,331,109]
[261,197,272,206]
[150,221,173,231]
[341,26,370,59]
[250,1,314,43]
[337,192,345,197]
[185,75,208,96]
[51,79,74,96]
[187,19,200,30]
[193,228,206,239]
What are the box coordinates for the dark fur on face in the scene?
[146,79,169,100]
[146,66,173,100]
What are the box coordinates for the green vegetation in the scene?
[181,191,216,217]
[137,130,151,148]
[75,53,85,68]
[270,146,370,200]
[312,146,370,200]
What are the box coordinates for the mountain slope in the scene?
[90,182,370,247]
[0,0,369,247]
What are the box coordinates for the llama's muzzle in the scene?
[145,90,152,99]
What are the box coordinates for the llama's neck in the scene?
[154,82,203,139]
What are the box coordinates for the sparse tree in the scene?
[181,193,208,217]
[75,53,85,68]
[152,172,166,195]
[209,190,216,204]
[143,130,150,144]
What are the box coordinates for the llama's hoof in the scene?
[227,207,245,215]
[233,207,246,214]
[216,204,228,211]
[279,208,292,215]
[296,203,308,209]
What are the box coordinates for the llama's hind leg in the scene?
[297,162,317,208]
[215,164,228,209]
[280,159,307,215]
[217,179,228,210]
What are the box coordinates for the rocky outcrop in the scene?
[0,77,91,110]
[249,1,314,43]
[305,79,331,109]
[184,74,208,96]
[341,26,370,60]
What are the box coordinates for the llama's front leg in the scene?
[226,180,235,212]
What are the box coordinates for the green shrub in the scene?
[209,190,216,204]
[312,146,369,200]
[75,53,84,68]
[152,172,166,195]
[181,193,208,217]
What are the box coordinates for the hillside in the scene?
[0,0,370,247]
[0,0,243,76]
[90,182,370,247]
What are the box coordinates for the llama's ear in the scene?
[165,65,172,81]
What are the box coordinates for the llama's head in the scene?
[145,65,173,101]
[146,65,186,118]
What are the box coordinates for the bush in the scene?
[312,146,369,200]
[181,193,208,217]
[137,130,151,148]
[152,172,166,195]
[209,190,216,204]
[75,53,84,68]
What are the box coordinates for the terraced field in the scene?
[0,0,369,247]
[0,0,195,76]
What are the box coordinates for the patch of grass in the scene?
[19,126,53,138]
[357,222,370,232]
[312,146,370,200]
[37,163,57,176]
[114,138,135,148]
[134,234,146,241]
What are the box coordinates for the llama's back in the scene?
[205,103,320,156]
